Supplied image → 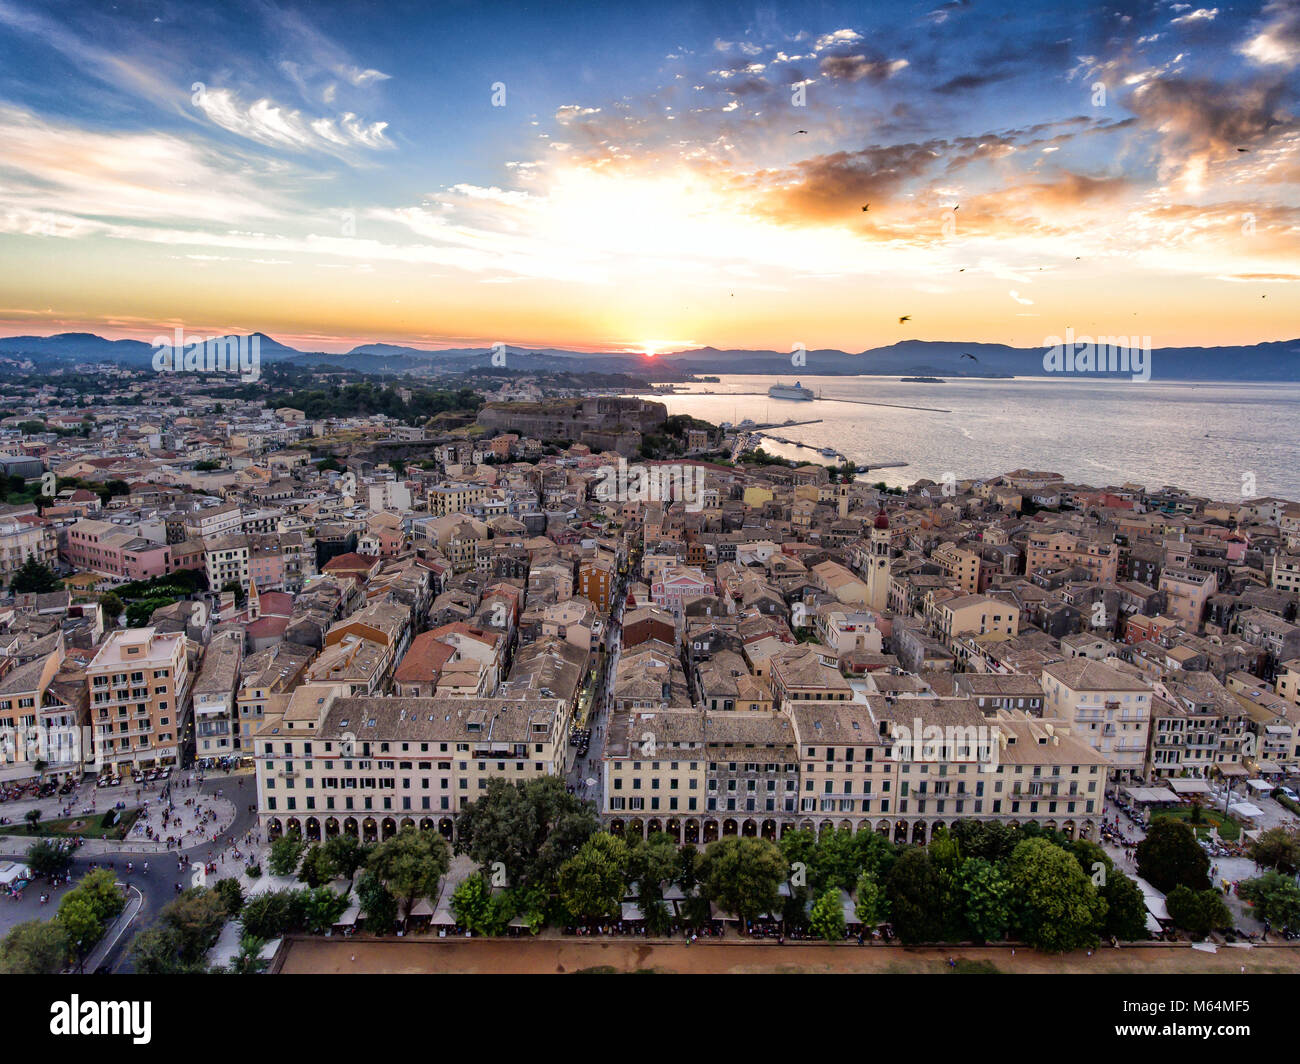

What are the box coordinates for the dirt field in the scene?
[277,936,1300,975]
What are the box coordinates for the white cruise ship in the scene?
[768,380,815,400]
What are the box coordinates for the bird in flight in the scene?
[898,315,911,324]
[961,353,978,361]
[953,204,960,211]
[794,130,808,135]
[862,204,869,212]
[1237,147,1250,152]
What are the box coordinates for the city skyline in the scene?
[0,0,1297,354]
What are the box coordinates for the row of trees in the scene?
[109,792,1298,973]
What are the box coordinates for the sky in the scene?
[0,0,1296,355]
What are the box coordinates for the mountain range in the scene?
[0,332,1297,382]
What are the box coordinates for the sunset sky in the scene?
[0,0,1296,354]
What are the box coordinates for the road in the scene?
[0,772,258,972]
[566,564,629,808]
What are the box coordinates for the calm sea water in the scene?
[647,375,1300,501]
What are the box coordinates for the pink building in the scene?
[61,518,172,580]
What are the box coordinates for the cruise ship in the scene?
[768,380,815,400]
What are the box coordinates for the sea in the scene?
[643,375,1300,502]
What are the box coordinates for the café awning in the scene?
[1145,895,1170,922]
[1124,786,1178,804]
[1166,779,1211,795]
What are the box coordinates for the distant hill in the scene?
[0,332,1296,382]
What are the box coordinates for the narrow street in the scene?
[565,561,630,810]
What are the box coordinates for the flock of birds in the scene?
[789,130,1265,358]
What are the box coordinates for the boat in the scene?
[768,380,815,401]
[819,447,838,458]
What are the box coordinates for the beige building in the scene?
[1040,659,1151,779]
[932,543,983,594]
[602,696,1110,845]
[427,482,487,518]
[1158,566,1216,630]
[255,688,566,842]
[86,628,190,773]
[928,593,1020,650]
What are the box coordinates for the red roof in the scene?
[393,631,456,684]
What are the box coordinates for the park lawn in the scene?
[1154,807,1241,841]
[0,808,141,840]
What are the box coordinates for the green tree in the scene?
[24,808,41,832]
[301,886,348,933]
[810,888,846,940]
[56,896,104,966]
[10,556,59,594]
[25,839,72,879]
[60,868,124,928]
[0,919,70,974]
[454,775,598,889]
[1239,871,1300,927]
[1250,827,1300,875]
[957,857,1014,943]
[268,834,305,877]
[778,829,818,882]
[1165,885,1231,939]
[1007,837,1106,953]
[322,833,369,878]
[298,844,335,888]
[367,826,450,920]
[1070,838,1113,881]
[854,871,890,927]
[213,877,245,916]
[356,870,399,935]
[99,592,124,625]
[558,832,630,921]
[1136,818,1211,894]
[129,927,197,975]
[852,830,898,882]
[158,888,228,964]
[885,848,946,944]
[811,828,864,893]
[228,934,269,975]
[626,832,680,896]
[952,819,1020,862]
[1101,869,1151,941]
[699,836,787,929]
[239,892,291,940]
[450,873,491,933]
